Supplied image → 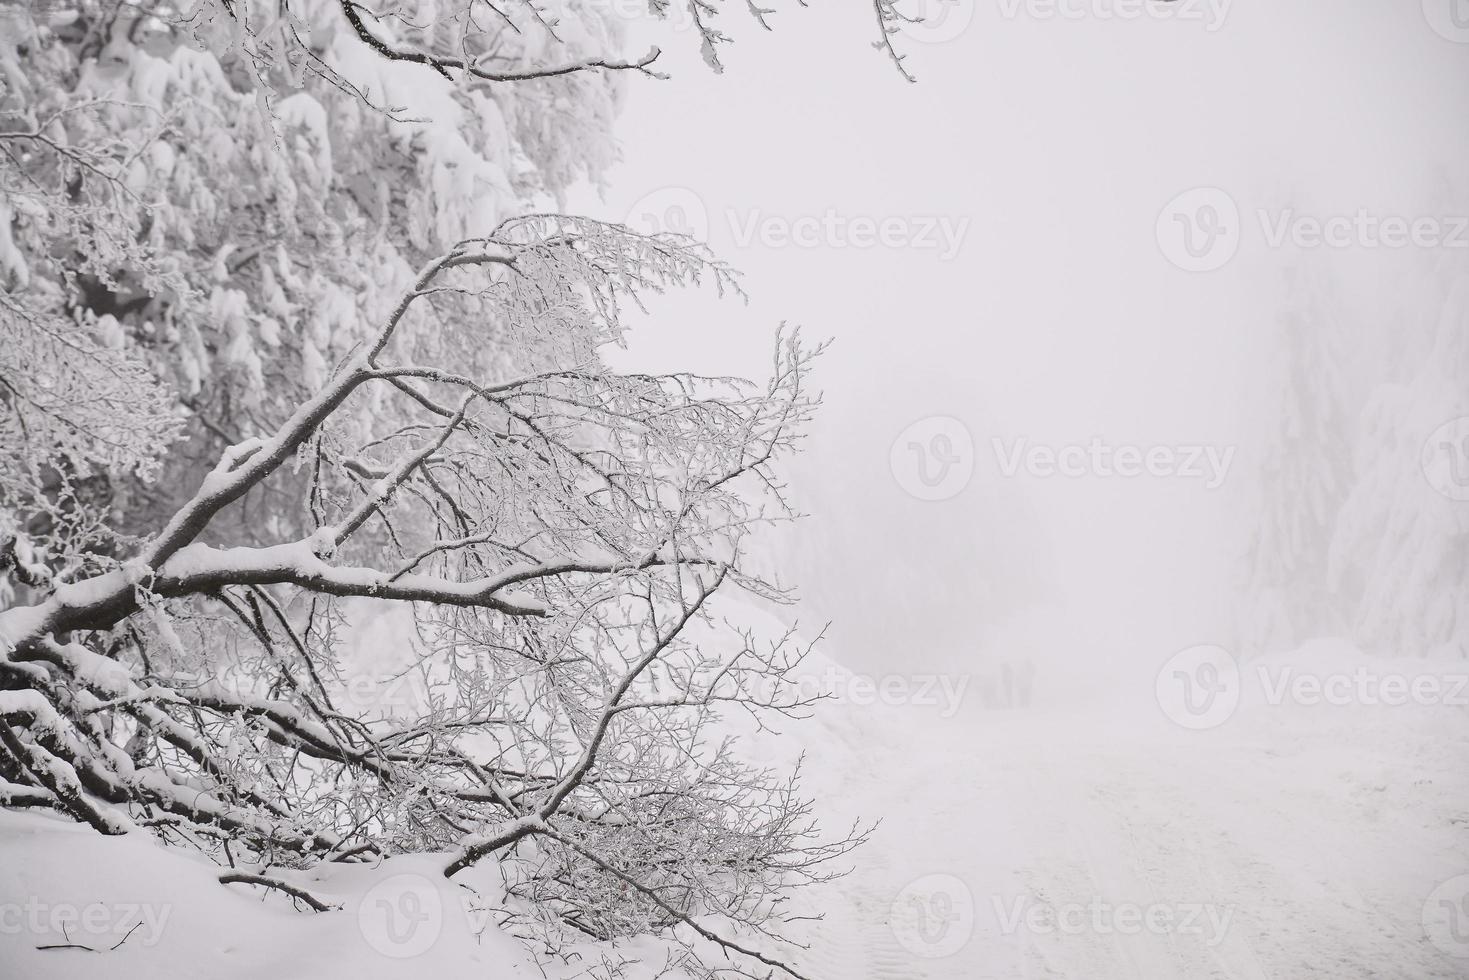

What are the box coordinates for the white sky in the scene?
[569,0,1469,679]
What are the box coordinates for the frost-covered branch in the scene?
[0,206,845,977]
[335,0,668,82]
[0,5,863,976]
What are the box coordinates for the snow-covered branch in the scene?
[0,5,860,976]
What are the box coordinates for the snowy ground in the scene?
[2,638,1467,979]
[782,642,1469,980]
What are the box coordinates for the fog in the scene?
[4,2,1468,975]
[570,0,1469,691]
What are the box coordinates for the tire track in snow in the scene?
[777,703,1469,979]
[1073,768,1267,980]
[785,841,922,980]
[783,722,963,980]
[1007,758,1136,979]
[1005,737,1271,980]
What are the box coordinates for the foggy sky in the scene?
[569,0,1469,681]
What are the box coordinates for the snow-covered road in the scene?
[789,692,1469,980]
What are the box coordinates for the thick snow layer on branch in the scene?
[157,542,549,614]
[0,690,62,729]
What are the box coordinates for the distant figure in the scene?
[1014,659,1036,709]
[980,659,1036,709]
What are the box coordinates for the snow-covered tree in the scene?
[1237,261,1352,653]
[1329,266,1469,659]
[0,0,948,974]
[1,0,637,561]
[1,0,932,562]
[1242,245,1469,660]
